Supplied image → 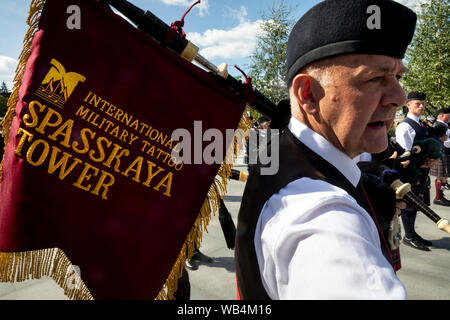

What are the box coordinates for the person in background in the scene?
[246,116,271,175]
[430,108,450,206]
[395,91,433,251]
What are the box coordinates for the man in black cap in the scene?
[257,116,271,130]
[395,91,434,251]
[430,108,450,206]
[236,0,415,299]
[245,116,272,175]
[396,91,428,151]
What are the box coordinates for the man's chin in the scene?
[364,141,388,155]
[362,135,389,155]
[363,124,390,152]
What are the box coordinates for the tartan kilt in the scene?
[430,158,448,177]
[446,155,450,176]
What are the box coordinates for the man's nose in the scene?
[382,78,407,108]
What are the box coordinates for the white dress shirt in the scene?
[395,113,421,151]
[353,152,372,163]
[254,117,406,300]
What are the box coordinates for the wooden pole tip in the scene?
[239,171,248,182]
[217,63,228,79]
[437,219,450,234]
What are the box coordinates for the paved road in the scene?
[188,156,450,300]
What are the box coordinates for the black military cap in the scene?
[257,116,270,125]
[286,0,417,86]
[407,90,426,101]
[436,108,450,115]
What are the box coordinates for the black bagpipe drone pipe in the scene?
[383,169,450,234]
[424,101,447,125]
[358,142,450,235]
[389,136,442,164]
[388,136,442,186]
[103,0,279,120]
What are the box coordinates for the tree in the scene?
[247,0,294,116]
[0,82,9,118]
[0,81,9,96]
[401,0,450,114]
[0,94,8,119]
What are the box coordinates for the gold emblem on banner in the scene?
[36,58,86,108]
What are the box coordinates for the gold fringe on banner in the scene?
[0,248,93,300]
[156,111,251,300]
[0,0,94,301]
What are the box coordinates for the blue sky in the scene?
[0,0,425,90]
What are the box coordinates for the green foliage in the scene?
[0,93,9,118]
[0,81,8,95]
[401,0,450,114]
[0,81,10,118]
[247,0,294,110]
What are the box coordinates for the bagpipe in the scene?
[389,100,448,187]
[358,136,450,235]
[389,135,441,185]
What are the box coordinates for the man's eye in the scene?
[368,77,381,82]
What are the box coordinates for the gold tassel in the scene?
[0,0,93,301]
[0,248,93,300]
[156,110,251,300]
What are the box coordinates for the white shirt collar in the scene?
[436,119,448,127]
[288,117,361,187]
[407,113,421,124]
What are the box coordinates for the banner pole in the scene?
[104,0,278,118]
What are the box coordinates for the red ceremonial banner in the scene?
[0,0,246,299]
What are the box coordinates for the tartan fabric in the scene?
[430,158,447,177]
[430,146,449,177]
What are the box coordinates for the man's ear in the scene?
[405,102,412,111]
[291,74,318,115]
